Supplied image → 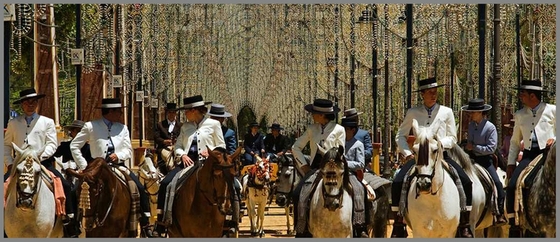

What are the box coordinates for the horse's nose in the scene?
[276,195,286,207]
[417,177,432,192]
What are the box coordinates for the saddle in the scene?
[107,164,141,232]
[295,170,367,235]
[513,153,545,226]
[472,165,499,226]
[162,162,201,225]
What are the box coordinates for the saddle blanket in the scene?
[163,163,200,224]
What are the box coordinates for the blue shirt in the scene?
[467,119,497,156]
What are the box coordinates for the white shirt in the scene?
[168,119,176,133]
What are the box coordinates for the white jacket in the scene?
[395,103,457,157]
[71,118,132,170]
[508,103,556,165]
[4,114,58,165]
[292,121,346,168]
[174,116,225,162]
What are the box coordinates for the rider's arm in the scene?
[114,125,133,162]
[292,125,312,172]
[71,122,91,171]
[440,107,458,150]
[346,141,365,172]
[395,108,415,158]
[4,120,16,166]
[40,118,58,160]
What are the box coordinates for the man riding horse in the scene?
[70,98,155,237]
[154,102,182,175]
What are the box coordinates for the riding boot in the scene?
[62,215,81,238]
[390,210,408,238]
[151,212,167,238]
[140,216,154,238]
[456,211,473,238]
[354,224,369,238]
[508,214,523,237]
[494,198,507,226]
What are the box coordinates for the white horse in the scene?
[274,153,302,235]
[4,143,64,238]
[405,121,460,238]
[447,142,506,238]
[242,155,271,237]
[308,146,353,238]
[137,149,163,225]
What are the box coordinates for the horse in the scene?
[518,141,556,237]
[66,157,136,237]
[307,145,353,238]
[274,153,303,235]
[4,143,64,238]
[137,149,164,225]
[404,121,461,238]
[167,146,240,237]
[447,141,507,238]
[242,155,272,237]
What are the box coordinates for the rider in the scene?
[461,98,507,226]
[46,119,93,237]
[391,77,474,238]
[154,102,182,175]
[341,108,373,171]
[243,122,265,166]
[207,103,242,236]
[152,95,226,237]
[70,98,154,237]
[291,98,345,237]
[263,123,291,162]
[505,79,556,237]
[340,117,369,238]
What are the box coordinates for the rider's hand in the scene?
[200,149,209,158]
[405,154,415,161]
[164,139,172,146]
[277,151,284,157]
[182,154,194,167]
[301,165,311,175]
[465,143,473,151]
[108,153,119,163]
[506,165,516,179]
[546,138,555,148]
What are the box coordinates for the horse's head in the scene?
[275,153,301,207]
[138,148,160,181]
[67,158,113,231]
[11,143,43,210]
[203,146,238,214]
[318,145,349,211]
[411,120,445,194]
[251,155,271,186]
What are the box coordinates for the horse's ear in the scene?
[337,145,345,157]
[12,142,23,157]
[230,146,242,161]
[316,143,328,156]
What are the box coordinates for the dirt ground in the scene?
[236,204,414,238]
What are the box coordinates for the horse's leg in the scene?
[284,206,292,234]
[247,189,257,234]
[257,199,266,237]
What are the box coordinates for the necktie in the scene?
[107,122,115,157]
[25,116,33,125]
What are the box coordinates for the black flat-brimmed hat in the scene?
[461,98,492,112]
[342,108,363,119]
[414,77,445,92]
[63,120,85,131]
[304,98,340,114]
[96,98,125,109]
[180,95,212,109]
[208,104,232,118]
[269,123,284,130]
[341,117,358,128]
[165,103,178,111]
[513,79,548,92]
[248,121,259,128]
[13,88,46,104]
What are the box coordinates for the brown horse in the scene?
[167,146,240,237]
[67,158,134,237]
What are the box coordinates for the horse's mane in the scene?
[81,158,110,180]
[447,143,475,174]
[320,147,351,192]
[211,147,228,162]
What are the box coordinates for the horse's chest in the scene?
[308,190,352,237]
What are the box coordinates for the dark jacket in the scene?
[47,140,93,164]
[222,126,238,155]
[264,133,291,154]
[154,119,182,152]
[244,132,265,155]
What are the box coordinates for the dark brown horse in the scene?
[167,146,240,237]
[67,158,134,237]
